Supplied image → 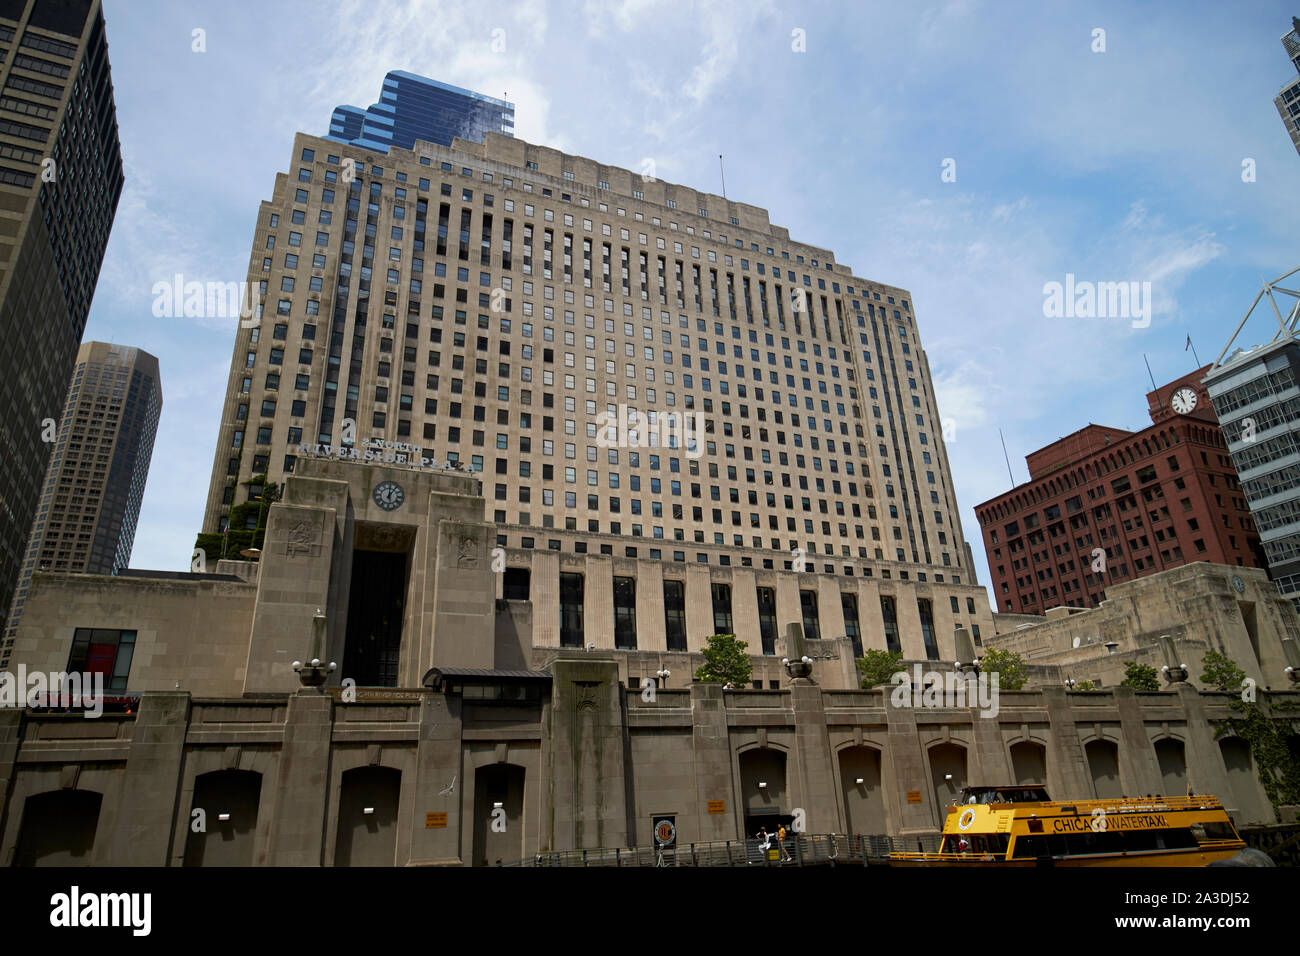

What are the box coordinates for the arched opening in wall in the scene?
[1218,736,1267,824]
[14,789,102,866]
[472,763,525,867]
[334,766,401,867]
[1009,741,1047,786]
[739,748,788,836]
[1153,738,1186,796]
[838,746,885,834]
[183,769,262,867]
[928,743,966,827]
[1085,739,1122,798]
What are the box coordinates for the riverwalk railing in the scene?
[502,833,920,867]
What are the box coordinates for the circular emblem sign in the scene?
[655,820,676,845]
[957,808,977,830]
[373,480,405,511]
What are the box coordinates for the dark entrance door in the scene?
[344,550,407,687]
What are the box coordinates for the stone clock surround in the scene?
[241,458,495,693]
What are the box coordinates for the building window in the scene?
[613,576,637,649]
[664,580,687,651]
[917,598,939,661]
[800,589,821,641]
[841,592,862,658]
[711,582,733,634]
[756,586,777,655]
[880,596,901,655]
[560,572,584,647]
[66,628,136,692]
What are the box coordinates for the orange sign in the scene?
[707,800,726,815]
[906,790,922,804]
[425,812,448,828]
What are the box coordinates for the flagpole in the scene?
[1187,336,1201,367]
[1144,354,1165,416]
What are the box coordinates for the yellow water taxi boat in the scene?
[890,786,1246,867]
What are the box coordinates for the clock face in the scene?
[1171,387,1198,414]
[373,480,405,511]
[1232,575,1245,594]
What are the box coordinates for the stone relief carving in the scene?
[573,680,601,712]
[285,515,323,558]
[456,535,479,569]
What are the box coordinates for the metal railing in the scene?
[503,833,904,867]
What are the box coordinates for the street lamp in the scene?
[294,607,336,688]
[656,668,671,688]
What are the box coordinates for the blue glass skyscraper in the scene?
[327,71,514,152]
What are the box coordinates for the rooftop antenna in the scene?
[998,427,1015,485]
[719,154,726,200]
[1143,353,1165,416]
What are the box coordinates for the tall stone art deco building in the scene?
[0,0,124,645]
[198,125,992,664]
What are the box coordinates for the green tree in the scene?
[1201,650,1248,693]
[857,648,904,689]
[193,474,281,564]
[978,648,1027,690]
[1121,661,1161,691]
[1075,679,1099,691]
[694,633,753,686]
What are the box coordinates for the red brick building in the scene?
[975,367,1265,614]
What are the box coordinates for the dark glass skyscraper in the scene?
[0,0,124,657]
[2,342,161,669]
[327,70,514,153]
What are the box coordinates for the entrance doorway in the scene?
[343,550,407,687]
[472,764,525,866]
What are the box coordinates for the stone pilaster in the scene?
[545,659,627,850]
[100,692,189,865]
[689,682,735,841]
[408,692,464,864]
[1040,686,1094,799]
[265,691,333,865]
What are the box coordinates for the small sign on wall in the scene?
[425,812,448,828]
[906,790,922,804]
[707,800,726,815]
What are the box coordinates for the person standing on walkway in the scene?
[777,824,791,861]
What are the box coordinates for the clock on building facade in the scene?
[373,480,405,511]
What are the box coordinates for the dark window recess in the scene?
[841,592,862,658]
[664,580,687,651]
[711,582,733,634]
[800,589,821,641]
[756,586,777,655]
[560,572,584,647]
[613,576,637,649]
[880,596,902,655]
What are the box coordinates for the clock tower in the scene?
[1148,366,1217,424]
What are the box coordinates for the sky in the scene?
[90,0,1300,607]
